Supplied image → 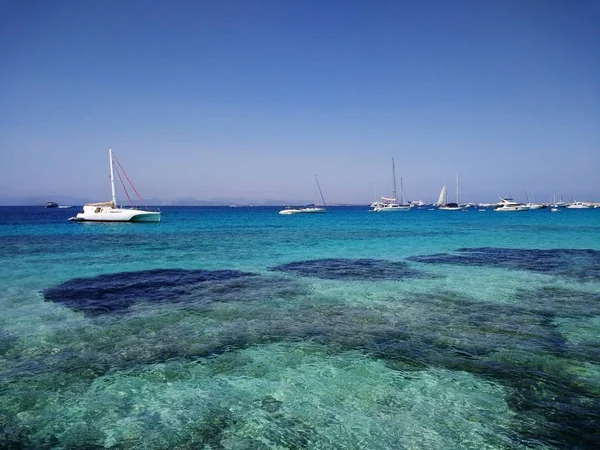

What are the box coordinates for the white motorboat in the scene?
[494,198,530,212]
[372,158,411,212]
[566,201,592,209]
[69,148,161,223]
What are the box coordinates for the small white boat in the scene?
[69,148,161,223]
[279,207,303,215]
[373,203,411,212]
[494,198,530,212]
[550,207,560,212]
[371,158,411,212]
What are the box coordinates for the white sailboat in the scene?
[524,190,545,209]
[438,174,465,210]
[372,158,411,212]
[69,148,161,222]
[434,184,447,207]
[279,175,327,215]
[299,175,327,213]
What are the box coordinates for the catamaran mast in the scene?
[109,148,117,206]
[392,157,397,203]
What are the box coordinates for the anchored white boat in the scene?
[566,201,592,209]
[494,198,530,212]
[69,148,161,223]
[279,175,327,215]
[372,158,411,212]
[437,174,466,211]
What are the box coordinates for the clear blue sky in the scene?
[1,0,598,204]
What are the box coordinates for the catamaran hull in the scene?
[70,207,161,222]
[70,215,161,222]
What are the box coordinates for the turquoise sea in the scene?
[1,205,599,449]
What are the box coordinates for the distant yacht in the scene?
[566,201,592,209]
[45,201,58,208]
[69,148,161,222]
[494,198,530,212]
[372,158,411,212]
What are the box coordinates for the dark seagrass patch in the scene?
[408,247,600,280]
[270,258,432,281]
[43,268,259,316]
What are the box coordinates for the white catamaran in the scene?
[69,148,161,222]
[372,158,411,212]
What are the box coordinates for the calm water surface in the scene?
[1,206,599,449]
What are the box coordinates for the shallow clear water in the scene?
[1,206,599,449]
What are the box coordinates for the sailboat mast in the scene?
[400,177,405,204]
[109,148,117,206]
[456,173,459,205]
[392,157,397,203]
[315,175,326,206]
